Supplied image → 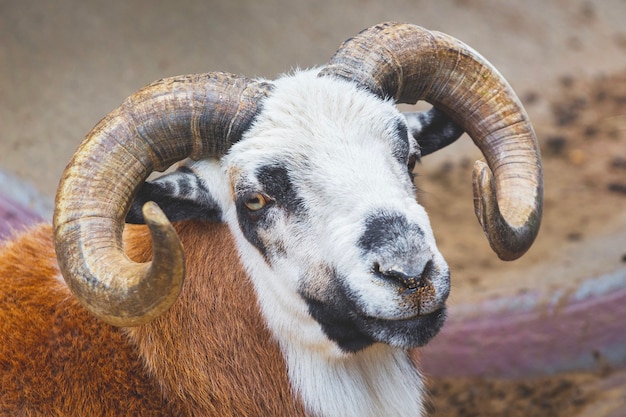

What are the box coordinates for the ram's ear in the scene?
[126,166,223,224]
[403,107,465,157]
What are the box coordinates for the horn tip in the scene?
[142,201,169,227]
[472,160,540,261]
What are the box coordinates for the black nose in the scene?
[373,260,433,291]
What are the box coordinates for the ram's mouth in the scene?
[358,307,447,349]
[303,290,447,352]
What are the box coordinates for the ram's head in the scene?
[53,23,542,353]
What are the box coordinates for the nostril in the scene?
[372,261,432,290]
[422,260,434,281]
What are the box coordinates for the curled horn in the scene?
[53,73,273,326]
[319,22,543,260]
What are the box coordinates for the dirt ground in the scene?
[427,368,626,417]
[424,65,626,417]
[421,68,626,295]
[1,1,625,416]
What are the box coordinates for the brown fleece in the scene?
[0,222,305,416]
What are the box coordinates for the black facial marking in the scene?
[256,165,305,214]
[358,211,424,255]
[391,118,411,164]
[235,192,272,258]
[126,166,222,224]
[302,279,376,352]
[302,275,447,352]
[235,164,306,259]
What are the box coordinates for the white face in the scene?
[221,71,450,352]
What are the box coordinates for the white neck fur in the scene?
[226,214,426,417]
[285,342,426,417]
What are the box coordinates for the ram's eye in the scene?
[244,193,268,211]
[407,153,419,179]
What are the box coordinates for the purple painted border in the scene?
[420,266,626,377]
[0,194,43,241]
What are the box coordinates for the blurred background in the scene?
[2,0,625,200]
[1,1,625,415]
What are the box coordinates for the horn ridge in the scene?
[320,22,543,260]
[54,72,271,326]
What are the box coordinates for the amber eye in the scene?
[244,193,267,211]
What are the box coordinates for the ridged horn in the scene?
[53,72,273,326]
[319,22,543,261]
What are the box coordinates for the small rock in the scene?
[544,136,568,156]
[568,149,586,165]
[610,156,626,170]
[608,182,626,195]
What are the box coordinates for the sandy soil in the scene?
[421,70,626,299]
[424,71,626,416]
[428,368,626,417]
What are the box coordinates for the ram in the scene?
[0,22,542,416]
